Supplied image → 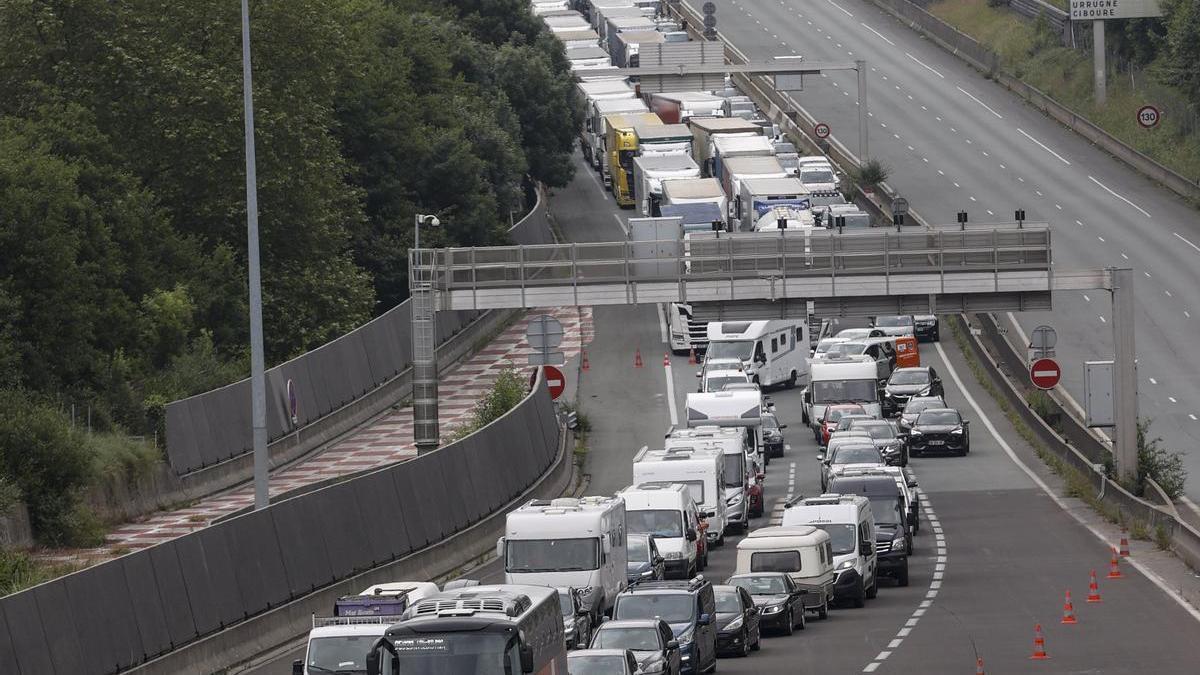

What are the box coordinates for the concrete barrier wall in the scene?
[0,374,564,675]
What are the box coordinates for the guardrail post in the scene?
[884,231,891,296]
[939,230,945,295]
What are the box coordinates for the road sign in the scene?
[526,315,563,350]
[1029,357,1062,390]
[814,122,830,139]
[528,351,566,366]
[530,365,566,400]
[892,197,909,216]
[1137,105,1160,129]
[1031,324,1057,351]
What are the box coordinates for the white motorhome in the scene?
[705,320,808,388]
[497,496,627,619]
[803,357,883,427]
[781,494,878,607]
[618,483,705,579]
[632,446,728,545]
[734,526,835,619]
[666,426,759,532]
[684,390,767,478]
[634,154,700,217]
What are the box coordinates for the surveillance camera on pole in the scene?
[414,212,441,251]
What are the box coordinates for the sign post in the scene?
[1069,1,1163,105]
[526,314,566,366]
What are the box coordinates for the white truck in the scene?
[543,12,591,34]
[496,496,628,620]
[634,154,701,217]
[689,117,763,176]
[661,176,727,219]
[666,426,760,532]
[618,483,706,578]
[711,135,776,182]
[555,28,603,49]
[567,45,613,72]
[665,301,710,353]
[633,445,728,546]
[735,176,810,231]
[636,123,694,157]
[649,91,727,124]
[705,320,808,388]
[684,389,767,479]
[802,356,883,427]
[719,156,788,226]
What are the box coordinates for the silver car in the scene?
[847,419,907,467]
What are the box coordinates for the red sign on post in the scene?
[1137,105,1160,129]
[814,122,831,139]
[530,365,566,400]
[1029,358,1061,390]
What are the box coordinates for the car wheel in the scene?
[900,449,909,467]
[783,609,794,636]
[818,601,829,620]
[786,370,798,388]
[853,579,866,608]
[897,562,910,587]
[866,574,879,599]
[751,626,762,650]
[796,608,806,630]
[740,629,751,657]
[957,446,968,457]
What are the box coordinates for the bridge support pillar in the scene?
[412,250,440,452]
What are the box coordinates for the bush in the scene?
[0,549,82,596]
[1136,418,1187,499]
[852,159,891,187]
[447,365,529,440]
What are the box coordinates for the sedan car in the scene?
[896,396,947,436]
[627,534,666,585]
[883,367,944,416]
[762,411,787,459]
[913,315,939,341]
[568,648,641,675]
[713,585,761,657]
[726,573,807,635]
[847,419,907,467]
[872,315,916,337]
[559,586,592,649]
[589,619,681,675]
[819,442,885,492]
[817,403,868,445]
[908,408,970,456]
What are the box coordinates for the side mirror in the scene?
[495,537,505,560]
[862,541,874,555]
[293,659,305,675]
[779,424,788,429]
[686,528,697,541]
[520,644,535,673]
[366,648,381,675]
[667,640,680,650]
[705,510,716,519]
[698,613,712,626]
[962,420,970,427]
[816,453,825,462]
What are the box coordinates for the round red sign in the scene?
[814,122,831,139]
[1137,105,1160,129]
[1029,358,1061,390]
[530,365,566,400]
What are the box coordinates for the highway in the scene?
[704,0,1200,505]
[244,149,1200,673]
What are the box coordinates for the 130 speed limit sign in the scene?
[1137,105,1160,129]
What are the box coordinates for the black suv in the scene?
[827,475,910,587]
[909,407,970,457]
[884,367,944,416]
[612,578,717,674]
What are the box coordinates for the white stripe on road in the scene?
[1088,175,1152,218]
[657,304,669,344]
[1017,128,1070,165]
[907,53,945,78]
[663,357,679,427]
[860,22,896,45]
[956,86,1002,118]
[1174,232,1200,254]
[828,0,854,17]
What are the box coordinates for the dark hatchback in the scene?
[826,475,910,587]
[712,585,761,657]
[726,572,807,635]
[908,408,970,457]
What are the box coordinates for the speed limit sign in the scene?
[814,122,831,139]
[1137,105,1160,129]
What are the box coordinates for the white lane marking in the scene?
[1076,219,1084,226]
[1174,232,1200,253]
[828,0,854,17]
[657,303,669,344]
[888,639,902,648]
[1000,163,1006,169]
[860,22,896,45]
[663,356,678,427]
[934,340,1200,624]
[937,170,945,176]
[1169,396,1178,403]
[956,86,1003,119]
[1149,377,1158,384]
[1055,204,1063,210]
[1121,252,1129,259]
[863,664,880,673]
[1018,128,1071,165]
[1166,290,1173,297]
[906,52,945,78]
[612,213,629,235]
[1099,315,1107,323]
[1084,294,1092,302]
[987,209,995,216]
[1098,236,1106,242]
[1089,175,1152,218]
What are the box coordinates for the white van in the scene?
[705,320,808,388]
[632,446,727,546]
[802,356,883,427]
[497,496,627,620]
[781,494,877,607]
[618,483,705,579]
[734,526,835,619]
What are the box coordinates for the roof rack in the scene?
[313,615,402,628]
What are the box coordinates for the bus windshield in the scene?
[506,538,599,573]
[707,340,753,361]
[377,634,517,675]
[812,379,879,404]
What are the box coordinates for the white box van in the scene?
[664,428,757,534]
[781,494,878,607]
[685,390,767,470]
[497,496,627,620]
[734,526,835,619]
[802,357,883,427]
[706,320,809,389]
[632,446,728,546]
[618,483,705,579]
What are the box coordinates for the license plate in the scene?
[927,440,945,446]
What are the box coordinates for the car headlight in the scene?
[762,603,785,615]
[663,551,682,560]
[951,427,964,434]
[724,615,744,631]
[726,493,744,506]
[918,387,931,396]
[836,559,855,571]
[909,429,923,436]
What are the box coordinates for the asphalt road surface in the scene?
[703,0,1200,506]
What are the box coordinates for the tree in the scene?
[493,42,581,187]
[1157,0,1200,109]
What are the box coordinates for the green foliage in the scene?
[852,159,891,187]
[448,366,529,440]
[1156,0,1200,108]
[1136,419,1187,499]
[0,549,83,597]
[0,475,19,516]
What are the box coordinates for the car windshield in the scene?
[813,523,857,555]
[616,594,695,622]
[762,415,780,431]
[890,370,930,385]
[801,168,835,183]
[381,633,514,675]
[825,406,865,423]
[732,575,787,595]
[904,398,943,416]
[723,453,746,487]
[592,627,661,651]
[506,538,599,573]
[714,589,742,612]
[857,424,895,440]
[836,416,869,430]
[708,341,752,361]
[627,536,650,561]
[750,551,802,573]
[626,510,684,538]
[875,316,913,327]
[833,445,882,464]
[308,636,373,673]
[917,411,961,426]
[559,593,575,616]
[869,498,903,526]
[707,375,745,392]
[835,329,869,339]
[815,339,843,353]
[813,380,878,404]
[568,654,629,675]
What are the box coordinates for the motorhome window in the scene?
[875,316,914,327]
[723,453,746,487]
[591,627,662,651]
[750,551,802,573]
[810,524,857,555]
[679,480,706,505]
[708,341,753,360]
[761,415,779,432]
[916,410,961,426]
[780,332,787,347]
[626,510,684,538]
[380,633,514,674]
[676,305,691,316]
[769,338,777,353]
[868,498,903,526]
[506,538,600,572]
[308,636,373,673]
[714,588,743,612]
[615,594,695,622]
[753,342,765,362]
[812,379,879,403]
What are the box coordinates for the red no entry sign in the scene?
[1029,358,1061,390]
[530,365,566,400]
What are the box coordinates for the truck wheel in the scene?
[786,370,798,389]
[897,562,910,587]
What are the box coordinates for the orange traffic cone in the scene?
[1119,527,1131,557]
[634,349,643,368]
[663,353,671,367]
[1029,623,1049,660]
[581,349,590,371]
[1087,570,1103,603]
[975,657,985,675]
[1060,590,1078,624]
[688,347,697,365]
[1107,547,1124,579]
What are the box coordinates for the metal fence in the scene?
[0,377,560,675]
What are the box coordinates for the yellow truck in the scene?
[604,112,663,207]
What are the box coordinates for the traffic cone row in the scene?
[1029,623,1049,660]
[1060,590,1077,624]
[1118,527,1131,557]
[688,347,697,365]
[1019,547,1127,665]
[663,353,670,367]
[634,348,643,368]
[1087,570,1102,603]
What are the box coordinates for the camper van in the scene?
[619,483,706,578]
[633,446,728,546]
[497,497,628,620]
[705,320,808,389]
[665,427,759,532]
[803,357,884,427]
[734,526,835,619]
[781,494,878,607]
